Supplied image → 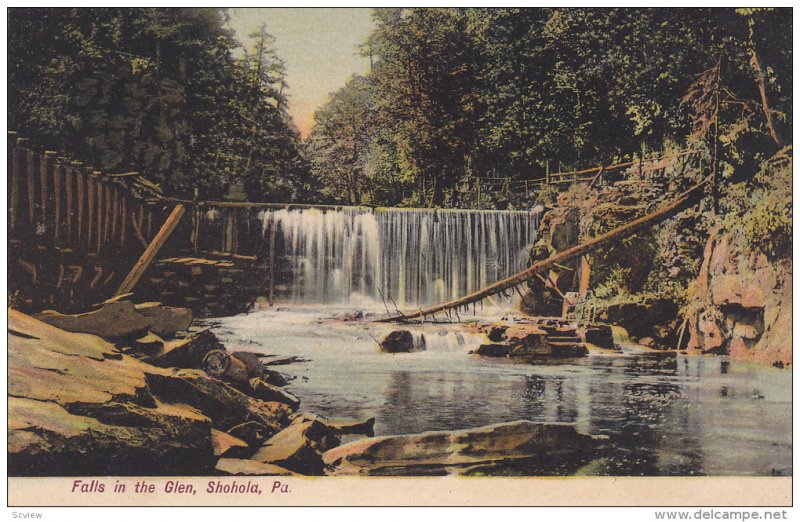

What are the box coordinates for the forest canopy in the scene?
[310,7,791,208]
[8,8,792,207]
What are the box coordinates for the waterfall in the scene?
[261,207,541,307]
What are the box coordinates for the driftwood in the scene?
[378,178,708,323]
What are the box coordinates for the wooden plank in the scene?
[40,151,55,232]
[111,186,119,240]
[94,173,103,253]
[74,165,85,244]
[120,196,127,245]
[379,178,709,322]
[115,204,186,296]
[65,166,74,242]
[26,149,37,225]
[53,162,64,242]
[130,209,148,248]
[87,172,95,250]
[10,145,24,231]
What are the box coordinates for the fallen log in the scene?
[378,178,708,323]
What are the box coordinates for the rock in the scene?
[322,420,598,476]
[148,328,223,369]
[129,331,165,356]
[379,330,423,353]
[144,367,292,433]
[474,343,510,357]
[227,421,276,448]
[639,337,655,347]
[248,378,301,410]
[215,458,294,476]
[8,310,215,476]
[252,413,342,475]
[506,324,549,356]
[212,429,251,458]
[34,300,193,340]
[328,417,376,437]
[487,324,508,342]
[134,302,193,338]
[263,368,292,387]
[35,300,151,339]
[583,325,617,350]
[685,226,791,365]
[203,350,264,383]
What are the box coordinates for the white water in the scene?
[260,207,542,307]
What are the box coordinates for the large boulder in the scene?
[322,420,598,476]
[252,413,342,475]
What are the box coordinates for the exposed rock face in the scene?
[322,421,598,476]
[521,206,581,317]
[685,227,791,366]
[8,309,215,476]
[379,330,423,353]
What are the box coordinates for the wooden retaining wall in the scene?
[7,132,171,312]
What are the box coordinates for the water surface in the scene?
[210,308,792,476]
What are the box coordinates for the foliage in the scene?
[8,8,309,201]
[307,8,790,209]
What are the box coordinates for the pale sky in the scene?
[227,8,374,138]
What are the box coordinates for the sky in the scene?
[227,8,374,138]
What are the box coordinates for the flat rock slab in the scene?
[8,309,215,476]
[35,300,192,340]
[322,420,598,476]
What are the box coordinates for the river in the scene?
[209,307,792,477]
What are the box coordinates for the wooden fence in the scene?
[7,132,171,312]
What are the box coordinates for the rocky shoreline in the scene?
[9,300,603,477]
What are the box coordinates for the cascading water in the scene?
[260,206,541,308]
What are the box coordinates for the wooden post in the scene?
[545,161,550,185]
[87,171,96,250]
[95,173,104,253]
[115,204,185,296]
[120,196,127,246]
[74,164,85,244]
[26,149,37,225]
[53,161,64,242]
[65,164,73,242]
[41,151,55,232]
[10,143,24,231]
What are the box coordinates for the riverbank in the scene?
[523,146,792,367]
